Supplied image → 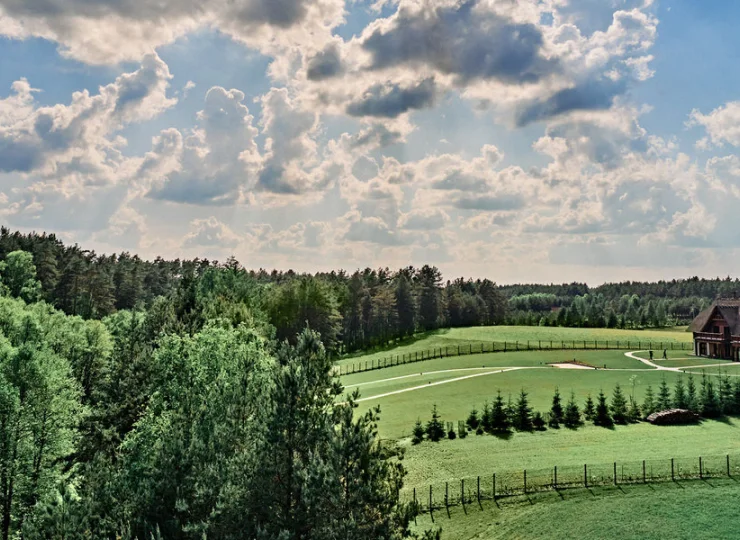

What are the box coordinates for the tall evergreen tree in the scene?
[513,390,533,432]
[673,377,688,409]
[425,405,445,442]
[549,387,564,428]
[686,373,698,413]
[563,392,581,428]
[700,375,721,418]
[656,377,672,411]
[583,394,596,421]
[594,390,613,427]
[491,392,510,433]
[611,384,628,425]
[394,274,416,338]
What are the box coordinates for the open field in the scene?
[411,478,740,540]
[343,349,688,439]
[336,326,692,368]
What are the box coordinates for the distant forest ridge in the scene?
[0,227,731,353]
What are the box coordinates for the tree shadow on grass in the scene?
[492,431,514,441]
[339,328,452,360]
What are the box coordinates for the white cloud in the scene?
[689,101,740,148]
[183,216,240,248]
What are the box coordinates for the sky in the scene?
[1,0,740,285]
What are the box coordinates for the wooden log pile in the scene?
[647,409,700,425]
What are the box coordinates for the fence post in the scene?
[458,345,460,355]
[527,340,530,350]
[671,458,675,481]
[643,460,646,483]
[728,455,731,477]
[504,342,507,352]
[524,469,527,494]
[614,462,617,485]
[700,457,703,479]
[413,487,417,509]
[493,474,496,500]
[461,479,465,506]
[429,485,433,515]
[539,340,542,350]
[445,482,448,510]
[584,464,588,487]
[477,476,481,503]
[554,466,558,489]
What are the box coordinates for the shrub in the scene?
[412,419,425,445]
[426,405,446,442]
[611,383,628,425]
[583,394,596,421]
[466,409,480,431]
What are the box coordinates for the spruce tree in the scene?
[686,373,698,412]
[532,412,547,431]
[673,377,687,409]
[611,383,629,425]
[700,375,721,418]
[628,397,642,423]
[594,390,613,427]
[734,379,740,415]
[513,390,533,432]
[480,402,493,433]
[656,377,672,411]
[564,392,582,428]
[426,404,446,442]
[491,392,510,433]
[642,385,656,417]
[719,372,734,415]
[549,387,564,428]
[466,408,480,431]
[412,419,425,444]
[583,394,596,421]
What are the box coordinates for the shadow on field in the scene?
[340,329,453,359]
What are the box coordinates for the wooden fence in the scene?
[338,340,694,376]
[404,452,739,519]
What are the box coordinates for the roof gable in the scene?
[690,299,740,334]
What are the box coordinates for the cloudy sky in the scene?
[1,0,740,284]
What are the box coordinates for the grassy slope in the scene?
[355,364,687,438]
[412,479,740,540]
[337,326,692,368]
[399,420,740,490]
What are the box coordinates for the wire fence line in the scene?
[338,340,694,376]
[403,453,739,517]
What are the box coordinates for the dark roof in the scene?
[690,299,740,334]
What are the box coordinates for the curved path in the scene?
[349,350,740,403]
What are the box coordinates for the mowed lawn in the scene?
[346,354,687,439]
[336,326,692,368]
[411,479,740,540]
[398,420,740,490]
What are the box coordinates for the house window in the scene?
[713,326,720,333]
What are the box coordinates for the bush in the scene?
[447,429,456,440]
[412,419,425,445]
[475,425,484,436]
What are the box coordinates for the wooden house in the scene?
[689,298,740,360]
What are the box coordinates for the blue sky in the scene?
[1,0,740,284]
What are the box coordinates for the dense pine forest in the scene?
[0,228,729,355]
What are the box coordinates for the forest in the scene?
[0,229,730,355]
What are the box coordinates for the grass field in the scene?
[336,326,692,368]
[343,349,689,439]
[411,478,740,539]
[398,420,740,490]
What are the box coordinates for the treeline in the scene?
[412,373,740,444]
[1,228,736,357]
[0,290,444,538]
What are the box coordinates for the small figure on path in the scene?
[663,349,668,360]
[649,350,654,361]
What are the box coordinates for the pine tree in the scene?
[611,383,629,424]
[628,397,642,423]
[395,274,416,337]
[734,379,740,415]
[656,377,672,411]
[513,390,533,432]
[549,387,564,428]
[686,373,698,412]
[564,392,581,428]
[583,394,596,421]
[491,392,510,433]
[532,412,546,431]
[719,372,734,415]
[480,402,493,433]
[426,404,446,442]
[466,408,480,431]
[673,377,688,409]
[594,390,613,427]
[412,419,425,444]
[700,375,721,418]
[642,385,656,417]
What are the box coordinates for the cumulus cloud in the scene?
[306,43,345,81]
[183,216,240,248]
[0,53,175,179]
[346,78,436,118]
[145,86,260,205]
[0,0,345,64]
[399,208,449,230]
[689,101,740,148]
